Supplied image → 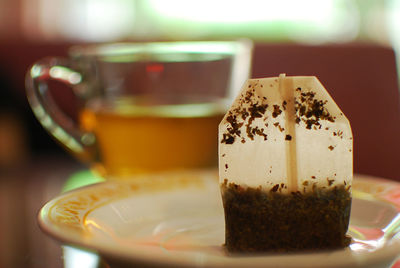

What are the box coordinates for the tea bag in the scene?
[219,74,352,253]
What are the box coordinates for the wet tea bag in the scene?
[219,74,352,253]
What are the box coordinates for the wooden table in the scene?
[0,155,107,268]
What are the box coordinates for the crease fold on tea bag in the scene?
[279,73,298,192]
[219,75,353,252]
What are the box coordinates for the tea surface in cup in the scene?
[80,96,225,177]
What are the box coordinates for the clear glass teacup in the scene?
[26,41,252,179]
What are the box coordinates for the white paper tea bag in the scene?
[219,74,352,253]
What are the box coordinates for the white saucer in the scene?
[38,171,400,268]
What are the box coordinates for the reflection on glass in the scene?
[62,170,105,193]
[63,246,100,268]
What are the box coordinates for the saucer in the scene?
[38,171,400,268]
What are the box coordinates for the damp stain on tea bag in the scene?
[219,75,353,253]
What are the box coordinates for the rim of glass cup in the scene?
[69,40,252,62]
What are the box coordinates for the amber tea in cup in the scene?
[26,41,252,179]
[79,96,225,176]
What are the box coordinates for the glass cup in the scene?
[26,41,253,179]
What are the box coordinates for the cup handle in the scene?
[25,57,95,163]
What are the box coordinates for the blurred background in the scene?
[1,0,400,267]
[1,0,400,167]
[1,0,400,164]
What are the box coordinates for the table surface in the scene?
[2,154,400,268]
[0,155,107,268]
